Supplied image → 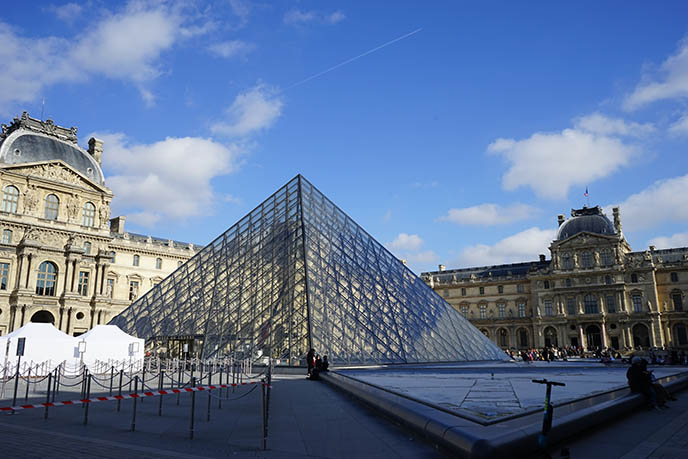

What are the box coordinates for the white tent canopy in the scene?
[79,325,144,372]
[0,323,77,376]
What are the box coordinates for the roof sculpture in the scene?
[110,175,505,365]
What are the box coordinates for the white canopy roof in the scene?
[79,325,144,370]
[0,323,77,374]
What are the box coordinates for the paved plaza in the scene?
[0,363,687,458]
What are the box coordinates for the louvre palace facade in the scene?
[0,112,196,336]
[422,206,688,352]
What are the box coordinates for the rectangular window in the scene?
[632,295,643,313]
[544,280,550,289]
[673,293,683,312]
[479,304,486,319]
[479,286,485,295]
[443,289,449,298]
[461,287,466,296]
[498,285,504,294]
[567,297,576,315]
[498,303,505,318]
[129,280,139,301]
[1,229,11,244]
[156,258,162,270]
[133,255,140,267]
[83,241,91,255]
[517,284,525,293]
[517,302,526,318]
[601,251,613,266]
[544,300,553,316]
[0,262,8,290]
[110,252,116,263]
[460,305,468,317]
[106,278,114,298]
[671,272,679,282]
[606,295,617,313]
[77,271,89,296]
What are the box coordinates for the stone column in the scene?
[14,254,24,290]
[601,321,609,348]
[578,325,585,349]
[24,254,33,289]
[62,258,71,296]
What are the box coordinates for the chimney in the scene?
[110,216,126,234]
[88,137,104,165]
[438,264,446,272]
[557,214,565,227]
[539,254,546,262]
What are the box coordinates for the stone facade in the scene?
[422,206,688,351]
[0,113,197,336]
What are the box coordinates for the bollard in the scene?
[177,365,182,406]
[117,370,123,412]
[261,379,267,450]
[141,367,146,404]
[24,365,31,403]
[158,370,164,416]
[189,377,196,440]
[44,372,52,420]
[130,375,138,432]
[54,365,60,400]
[109,366,114,396]
[83,372,92,425]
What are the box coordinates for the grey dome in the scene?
[1,132,104,185]
[557,206,616,241]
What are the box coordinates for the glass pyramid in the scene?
[110,175,505,365]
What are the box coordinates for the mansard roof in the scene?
[556,205,616,241]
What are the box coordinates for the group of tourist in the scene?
[306,348,329,380]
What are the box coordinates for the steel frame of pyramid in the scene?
[110,175,505,366]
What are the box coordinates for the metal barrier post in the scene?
[177,365,182,406]
[54,365,60,399]
[206,371,211,422]
[84,372,92,425]
[261,378,267,450]
[189,377,196,440]
[130,375,138,432]
[218,366,223,409]
[24,365,31,402]
[12,355,22,409]
[158,370,164,416]
[117,369,123,412]
[109,366,114,396]
[141,366,146,404]
[44,372,52,420]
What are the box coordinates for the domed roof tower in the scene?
[556,206,616,241]
[0,111,105,185]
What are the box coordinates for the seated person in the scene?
[627,357,659,408]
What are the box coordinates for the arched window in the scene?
[675,324,688,346]
[156,258,162,270]
[83,241,91,255]
[544,327,558,347]
[36,261,58,296]
[499,328,508,347]
[601,250,613,267]
[82,202,96,227]
[1,229,12,244]
[562,253,573,269]
[632,323,650,348]
[44,194,59,220]
[133,254,140,267]
[1,186,19,213]
[584,294,598,314]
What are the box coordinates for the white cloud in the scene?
[0,2,210,110]
[229,0,251,27]
[454,227,556,267]
[382,209,392,222]
[406,250,439,265]
[439,203,538,226]
[649,232,688,249]
[387,233,424,252]
[284,9,346,25]
[96,133,239,226]
[208,40,255,59]
[488,113,644,199]
[211,83,283,137]
[48,3,83,24]
[668,114,688,136]
[608,174,688,231]
[624,37,688,110]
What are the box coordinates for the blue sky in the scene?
[3,1,688,273]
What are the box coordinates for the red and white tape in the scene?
[0,381,269,412]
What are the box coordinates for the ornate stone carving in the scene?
[31,164,83,186]
[22,185,38,214]
[21,228,65,247]
[98,204,110,228]
[66,196,79,221]
[0,111,78,143]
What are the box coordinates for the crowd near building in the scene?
[422,206,688,352]
[0,113,196,336]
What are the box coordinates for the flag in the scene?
[584,187,589,197]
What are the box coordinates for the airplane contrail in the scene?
[283,28,423,92]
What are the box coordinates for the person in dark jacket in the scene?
[627,358,659,408]
[306,349,315,377]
